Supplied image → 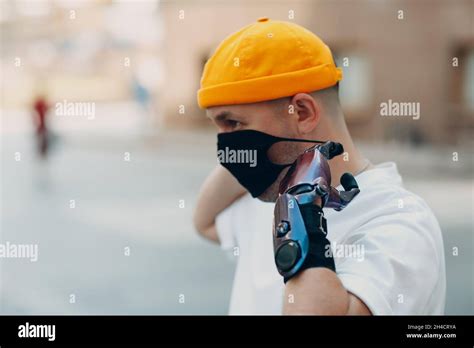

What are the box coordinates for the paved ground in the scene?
[0,107,472,314]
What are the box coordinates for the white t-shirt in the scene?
[215,162,446,315]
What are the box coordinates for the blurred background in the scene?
[0,0,472,314]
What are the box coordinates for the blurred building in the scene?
[161,0,474,145]
[1,0,473,145]
[0,0,164,134]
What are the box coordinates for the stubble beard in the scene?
[257,166,291,202]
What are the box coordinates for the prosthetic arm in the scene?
[273,142,361,283]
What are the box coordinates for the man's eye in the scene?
[226,120,241,129]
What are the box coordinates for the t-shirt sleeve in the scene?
[335,207,443,315]
[215,194,251,250]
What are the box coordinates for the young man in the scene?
[193,18,446,315]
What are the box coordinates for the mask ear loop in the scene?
[272,136,327,144]
[267,137,328,167]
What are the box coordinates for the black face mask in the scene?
[217,130,326,198]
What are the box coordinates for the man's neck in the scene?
[316,121,371,188]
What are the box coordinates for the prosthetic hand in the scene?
[273,142,361,283]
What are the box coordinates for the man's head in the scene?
[198,18,344,201]
[207,85,344,201]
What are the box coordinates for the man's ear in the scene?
[290,93,320,135]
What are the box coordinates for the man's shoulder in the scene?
[333,176,442,243]
[348,163,437,221]
[374,183,436,220]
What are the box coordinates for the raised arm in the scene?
[193,165,247,243]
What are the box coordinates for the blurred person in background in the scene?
[32,92,50,160]
[131,75,153,136]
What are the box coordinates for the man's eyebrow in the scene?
[213,111,233,122]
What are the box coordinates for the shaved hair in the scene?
[310,84,342,116]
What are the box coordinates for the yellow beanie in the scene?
[197,17,342,109]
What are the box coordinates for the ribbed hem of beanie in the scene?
[197,64,343,108]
